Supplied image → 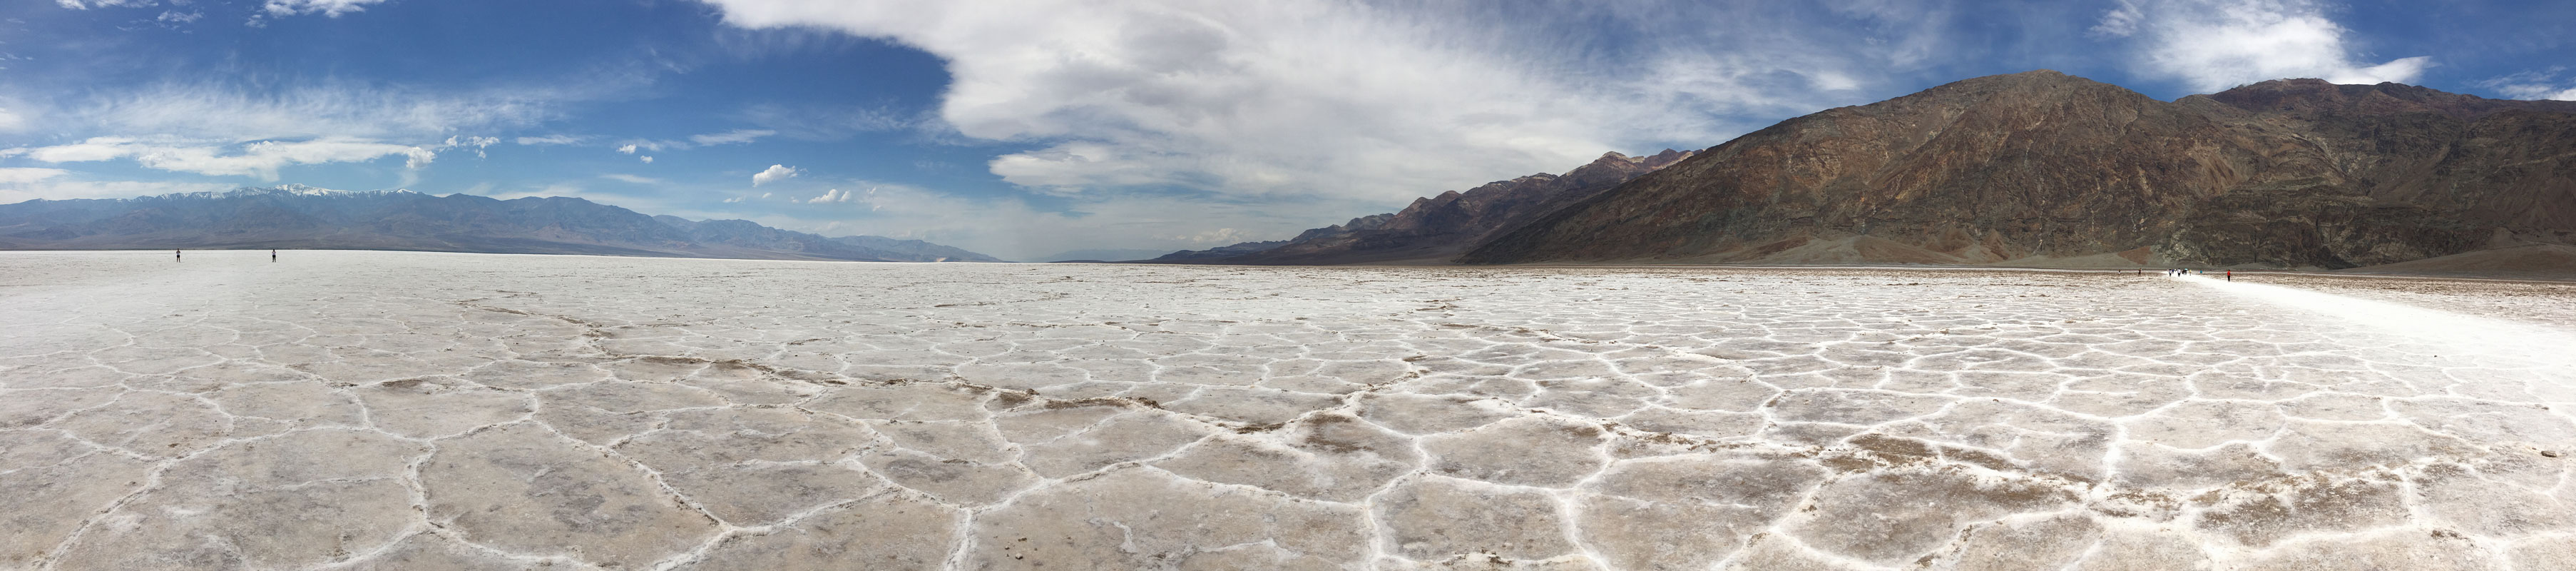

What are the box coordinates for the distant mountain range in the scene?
[1148,71,2576,278]
[1031,248,1181,263]
[1148,149,1694,264]
[0,185,1002,263]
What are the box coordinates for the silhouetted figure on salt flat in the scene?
[175,249,181,263]
[271,249,277,262]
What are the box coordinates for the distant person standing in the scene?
[175,249,181,263]
[271,249,277,262]
[2225,270,2232,282]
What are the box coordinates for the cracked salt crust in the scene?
[3,250,2575,570]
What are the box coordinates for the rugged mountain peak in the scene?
[170,185,419,201]
[2204,78,2576,119]
[1640,148,1692,169]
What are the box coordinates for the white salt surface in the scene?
[4,250,2575,570]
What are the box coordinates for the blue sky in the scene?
[1,0,2570,261]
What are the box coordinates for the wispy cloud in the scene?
[53,0,153,9]
[0,167,71,184]
[599,173,665,185]
[261,0,392,18]
[516,134,584,146]
[2092,0,2430,91]
[0,175,234,204]
[688,128,774,146]
[2480,69,2576,101]
[5,136,443,181]
[70,81,548,141]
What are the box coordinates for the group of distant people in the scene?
[2152,268,2232,281]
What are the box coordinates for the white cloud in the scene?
[74,82,547,141]
[516,134,583,146]
[0,177,235,204]
[688,128,775,146]
[0,106,24,133]
[444,135,499,158]
[2095,0,2431,91]
[750,163,798,186]
[0,168,71,185]
[54,0,151,9]
[640,156,654,163]
[262,0,392,17]
[695,0,1906,204]
[615,143,640,154]
[600,173,665,185]
[2481,69,2576,101]
[799,188,869,204]
[9,136,440,181]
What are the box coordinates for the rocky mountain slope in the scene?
[1463,71,2576,271]
[1151,150,1693,264]
[0,185,1001,262]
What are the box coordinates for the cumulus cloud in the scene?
[799,188,854,203]
[262,0,392,17]
[640,156,654,163]
[750,163,798,186]
[695,0,1912,204]
[615,143,640,154]
[2094,0,2431,91]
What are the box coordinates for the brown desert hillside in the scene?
[1461,71,2576,271]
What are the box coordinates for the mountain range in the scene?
[1148,149,1695,264]
[0,185,1001,263]
[1151,71,2576,278]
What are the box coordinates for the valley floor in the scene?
[4,251,2575,570]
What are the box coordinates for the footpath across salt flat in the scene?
[4,250,2574,570]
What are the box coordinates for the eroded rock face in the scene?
[7,253,2575,570]
[1466,71,2576,271]
[1207,150,1697,266]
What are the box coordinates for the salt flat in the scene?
[4,250,2575,570]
